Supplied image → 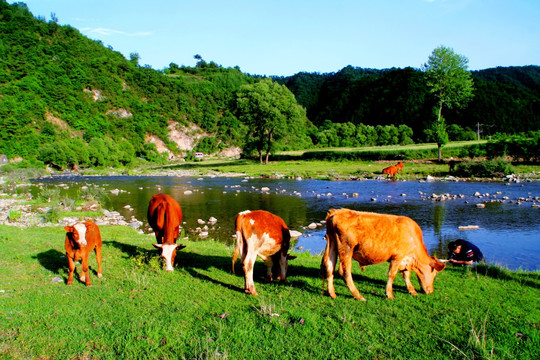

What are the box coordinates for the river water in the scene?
[34,175,540,271]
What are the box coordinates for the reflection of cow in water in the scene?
[382,162,404,179]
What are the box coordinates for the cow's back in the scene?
[147,194,182,233]
[326,209,425,265]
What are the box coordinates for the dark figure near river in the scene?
[448,239,484,266]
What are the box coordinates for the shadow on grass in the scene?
[445,264,539,289]
[35,249,65,274]
[35,249,102,284]
[97,240,416,296]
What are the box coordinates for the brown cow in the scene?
[147,194,185,271]
[382,165,398,178]
[395,161,404,173]
[232,210,296,295]
[64,220,103,286]
[321,208,445,300]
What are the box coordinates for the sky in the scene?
[12,0,540,76]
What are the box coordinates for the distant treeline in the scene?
[274,65,540,142]
[1,1,539,169]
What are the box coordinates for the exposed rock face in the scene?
[106,108,133,118]
[167,122,205,151]
[144,122,242,160]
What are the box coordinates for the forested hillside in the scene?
[0,1,309,167]
[276,65,540,142]
[1,1,539,169]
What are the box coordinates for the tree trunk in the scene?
[437,103,443,161]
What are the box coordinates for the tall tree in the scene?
[423,46,474,160]
[236,78,308,164]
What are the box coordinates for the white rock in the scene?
[307,223,317,229]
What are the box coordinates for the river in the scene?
[34,175,540,271]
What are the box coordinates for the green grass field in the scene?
[1,225,538,359]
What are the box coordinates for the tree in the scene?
[422,46,474,160]
[236,78,308,164]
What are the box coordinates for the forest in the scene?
[1,1,540,168]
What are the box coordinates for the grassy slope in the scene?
[0,225,538,359]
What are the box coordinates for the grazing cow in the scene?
[147,194,185,271]
[232,210,296,295]
[64,220,103,286]
[382,165,398,178]
[321,208,445,300]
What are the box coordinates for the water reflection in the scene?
[33,176,540,271]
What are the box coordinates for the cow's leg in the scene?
[386,260,401,299]
[401,269,417,295]
[80,253,92,286]
[95,243,103,278]
[67,255,75,285]
[341,253,365,301]
[321,237,338,298]
[242,250,258,296]
[264,258,273,282]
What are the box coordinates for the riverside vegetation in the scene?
[0,225,538,359]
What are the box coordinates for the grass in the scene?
[0,225,538,359]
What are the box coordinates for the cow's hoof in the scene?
[97,273,103,278]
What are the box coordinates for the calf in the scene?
[232,210,296,295]
[321,208,445,300]
[64,220,103,286]
[147,194,185,271]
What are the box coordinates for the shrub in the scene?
[452,159,514,178]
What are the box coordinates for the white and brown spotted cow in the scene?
[64,220,103,286]
[147,193,185,271]
[232,210,296,295]
[321,208,446,300]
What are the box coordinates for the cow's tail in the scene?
[232,217,243,275]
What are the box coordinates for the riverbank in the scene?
[27,158,540,182]
[0,225,538,359]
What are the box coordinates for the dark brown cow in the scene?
[64,220,103,286]
[321,208,445,300]
[232,210,296,295]
[147,194,185,271]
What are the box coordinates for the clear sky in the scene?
[13,0,540,76]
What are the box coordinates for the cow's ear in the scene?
[152,244,163,249]
[287,255,297,260]
[430,258,446,271]
[64,226,72,232]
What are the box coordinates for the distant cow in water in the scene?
[147,194,185,271]
[232,210,296,295]
[64,220,103,286]
[382,165,398,178]
[382,162,404,178]
[321,208,445,300]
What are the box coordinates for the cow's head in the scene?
[272,253,297,281]
[416,257,446,294]
[153,243,186,271]
[64,223,87,247]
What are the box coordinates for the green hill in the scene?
[1,1,539,169]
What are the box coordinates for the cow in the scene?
[232,210,296,295]
[147,193,185,271]
[321,208,446,300]
[64,220,103,286]
[382,165,398,178]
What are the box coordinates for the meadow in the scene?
[0,225,538,359]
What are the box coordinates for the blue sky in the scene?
[14,0,540,76]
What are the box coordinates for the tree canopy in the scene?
[236,78,311,164]
[422,46,475,160]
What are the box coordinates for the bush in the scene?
[452,159,514,178]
